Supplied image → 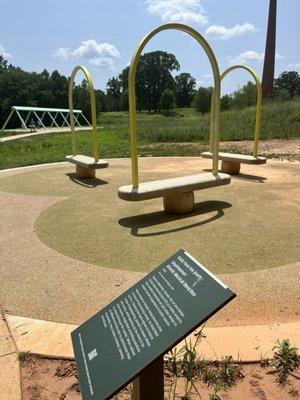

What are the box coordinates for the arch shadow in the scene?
[202,168,267,183]
[66,173,108,188]
[118,200,232,237]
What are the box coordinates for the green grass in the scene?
[0,99,299,170]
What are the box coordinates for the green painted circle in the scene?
[0,160,299,274]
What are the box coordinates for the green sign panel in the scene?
[72,249,236,400]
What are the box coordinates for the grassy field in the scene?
[0,99,299,170]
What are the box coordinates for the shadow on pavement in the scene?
[118,200,232,237]
[66,173,108,188]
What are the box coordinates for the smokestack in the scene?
[262,0,277,98]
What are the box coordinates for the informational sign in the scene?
[72,249,236,400]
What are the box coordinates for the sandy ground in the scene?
[0,157,299,328]
[21,355,300,400]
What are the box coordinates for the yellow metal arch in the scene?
[69,65,99,161]
[128,23,221,187]
[216,65,262,158]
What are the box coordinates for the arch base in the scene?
[76,165,96,179]
[221,160,240,175]
[163,191,195,214]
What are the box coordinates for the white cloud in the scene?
[72,40,120,59]
[228,50,264,65]
[53,47,70,60]
[89,57,115,69]
[228,50,285,65]
[275,52,286,60]
[0,44,12,59]
[288,62,300,70]
[53,39,120,69]
[202,73,213,79]
[145,0,208,24]
[205,22,256,40]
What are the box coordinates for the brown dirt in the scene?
[141,138,300,161]
[21,355,300,400]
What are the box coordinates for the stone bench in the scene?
[118,172,231,214]
[65,155,109,178]
[202,152,266,174]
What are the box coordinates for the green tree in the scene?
[113,51,180,113]
[159,89,175,115]
[192,87,213,113]
[220,94,232,111]
[231,81,257,108]
[274,71,300,97]
[106,77,122,111]
[174,73,196,107]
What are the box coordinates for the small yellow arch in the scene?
[128,23,221,187]
[69,65,99,161]
[212,65,262,158]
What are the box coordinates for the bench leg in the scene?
[75,165,95,179]
[163,191,194,214]
[221,160,240,175]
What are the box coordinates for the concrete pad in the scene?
[0,353,21,400]
[0,314,15,356]
[6,314,300,362]
[189,322,300,362]
[7,315,76,359]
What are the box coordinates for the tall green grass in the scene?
[0,99,299,169]
[100,99,299,143]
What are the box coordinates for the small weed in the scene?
[217,356,243,386]
[18,351,32,362]
[288,388,299,398]
[271,339,299,385]
[201,365,218,387]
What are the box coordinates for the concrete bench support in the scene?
[75,165,95,179]
[163,191,194,214]
[65,154,108,179]
[221,160,241,175]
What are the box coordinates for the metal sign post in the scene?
[132,356,164,400]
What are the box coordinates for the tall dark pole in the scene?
[262,0,277,98]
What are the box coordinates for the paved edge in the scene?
[0,127,91,143]
[5,314,300,363]
[0,313,22,400]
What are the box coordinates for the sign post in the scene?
[72,249,236,400]
[132,356,164,400]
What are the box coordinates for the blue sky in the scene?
[1,0,299,94]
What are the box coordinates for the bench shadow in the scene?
[66,173,108,188]
[118,200,232,237]
[202,169,267,183]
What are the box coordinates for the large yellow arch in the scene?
[214,65,262,158]
[68,65,99,161]
[128,23,221,187]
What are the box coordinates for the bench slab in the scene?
[118,172,231,201]
[202,151,266,164]
[65,155,109,169]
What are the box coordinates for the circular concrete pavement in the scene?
[0,157,299,327]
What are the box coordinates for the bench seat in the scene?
[118,172,231,201]
[65,154,109,169]
[202,151,266,164]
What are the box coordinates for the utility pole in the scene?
[262,0,277,98]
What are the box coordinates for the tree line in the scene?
[0,52,299,127]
